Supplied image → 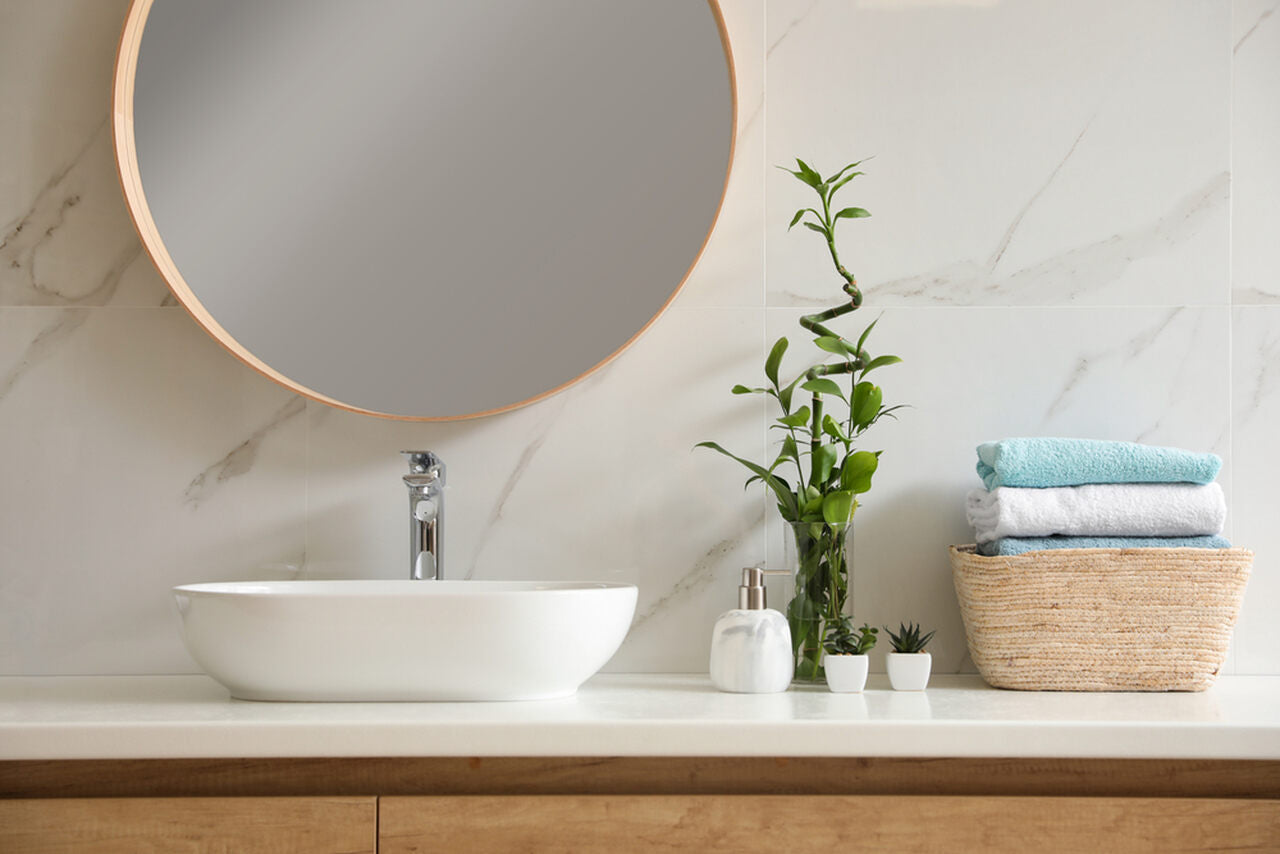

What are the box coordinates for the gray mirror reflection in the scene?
[132,0,733,418]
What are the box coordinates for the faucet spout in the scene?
[401,451,445,579]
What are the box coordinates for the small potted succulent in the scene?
[822,618,878,693]
[885,622,935,691]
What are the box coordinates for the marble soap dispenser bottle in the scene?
[709,568,794,693]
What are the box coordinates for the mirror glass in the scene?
[118,0,733,418]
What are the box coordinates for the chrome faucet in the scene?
[401,451,445,579]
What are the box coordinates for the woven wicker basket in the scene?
[950,544,1252,692]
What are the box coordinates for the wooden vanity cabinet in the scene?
[0,796,376,853]
[2,758,1278,853]
[379,793,1279,853]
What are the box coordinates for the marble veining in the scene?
[1041,309,1183,423]
[1234,0,1276,51]
[776,172,1228,307]
[464,392,571,580]
[1236,315,1280,428]
[766,0,817,57]
[1,122,166,307]
[1232,0,1280,306]
[630,505,765,634]
[0,308,89,402]
[1,0,1278,677]
[183,397,306,508]
[1,123,101,299]
[988,112,1097,274]
[1231,308,1280,672]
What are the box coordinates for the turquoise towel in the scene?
[976,438,1221,489]
[977,535,1232,557]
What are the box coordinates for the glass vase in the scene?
[784,521,852,683]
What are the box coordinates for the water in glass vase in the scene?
[785,521,852,683]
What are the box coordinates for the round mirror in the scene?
[113,0,734,419]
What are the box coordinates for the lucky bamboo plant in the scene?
[698,157,903,682]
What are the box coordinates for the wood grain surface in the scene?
[0,796,375,854]
[379,794,1280,854]
[2,756,1277,799]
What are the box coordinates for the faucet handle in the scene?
[401,450,446,483]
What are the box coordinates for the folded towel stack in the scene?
[966,438,1228,556]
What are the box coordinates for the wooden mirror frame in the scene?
[111,0,737,421]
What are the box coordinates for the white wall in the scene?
[1,0,1275,676]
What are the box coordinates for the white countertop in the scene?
[2,673,1278,761]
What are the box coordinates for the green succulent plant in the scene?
[823,618,878,656]
[885,622,935,654]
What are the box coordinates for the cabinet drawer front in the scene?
[0,796,375,854]
[380,794,1280,853]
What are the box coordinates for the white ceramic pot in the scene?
[886,652,932,691]
[824,654,870,692]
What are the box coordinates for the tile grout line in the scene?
[760,0,771,575]
[303,401,311,580]
[1227,0,1237,676]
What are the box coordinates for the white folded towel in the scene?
[965,482,1226,545]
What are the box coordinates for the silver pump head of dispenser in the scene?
[737,566,790,609]
[739,567,767,609]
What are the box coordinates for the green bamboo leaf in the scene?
[815,335,861,357]
[813,336,847,355]
[777,405,811,428]
[731,384,767,395]
[747,471,795,503]
[835,207,871,220]
[862,354,902,373]
[779,161,823,189]
[855,318,880,355]
[788,594,818,623]
[810,443,838,486]
[802,378,844,398]
[765,337,788,386]
[802,222,826,235]
[796,158,822,184]
[824,161,865,184]
[840,450,879,493]
[696,441,798,517]
[822,490,855,524]
[821,414,848,442]
[788,208,822,230]
[779,376,803,412]
[852,382,883,429]
[830,171,865,194]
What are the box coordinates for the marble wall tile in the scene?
[766,0,1230,308]
[764,305,1231,673]
[1231,307,1280,673]
[0,0,170,307]
[673,0,765,309]
[1,0,1277,682]
[0,308,306,674]
[305,307,768,673]
[1232,0,1280,304]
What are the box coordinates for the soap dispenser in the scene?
[709,568,794,693]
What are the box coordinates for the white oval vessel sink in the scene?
[173,580,637,702]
